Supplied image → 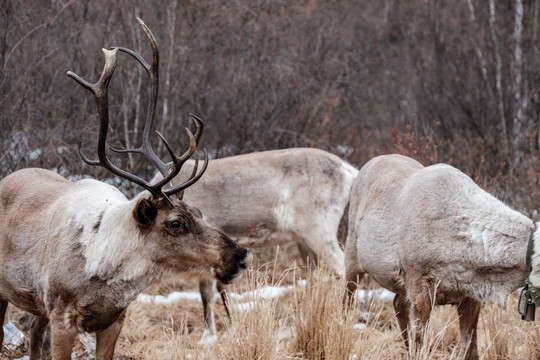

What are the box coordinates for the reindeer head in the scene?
[67,18,252,284]
[132,193,251,283]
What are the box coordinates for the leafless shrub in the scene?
[1,0,540,203]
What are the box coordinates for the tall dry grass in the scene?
[291,271,358,360]
[114,259,540,360]
[3,252,540,359]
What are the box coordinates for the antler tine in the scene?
[149,114,205,190]
[146,112,207,192]
[163,114,209,196]
[190,113,204,144]
[112,19,208,199]
[149,127,196,191]
[69,19,208,201]
[164,148,209,197]
[67,48,154,192]
[112,20,207,198]
[109,17,169,176]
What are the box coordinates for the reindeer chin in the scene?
[216,271,242,285]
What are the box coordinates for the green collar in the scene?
[526,226,536,277]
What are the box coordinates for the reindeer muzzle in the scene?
[216,246,253,284]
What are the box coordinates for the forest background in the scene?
[1,0,540,218]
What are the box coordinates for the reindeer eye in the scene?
[169,221,185,231]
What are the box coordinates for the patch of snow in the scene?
[353,323,366,330]
[227,285,295,302]
[27,149,43,160]
[336,144,354,157]
[136,282,395,310]
[353,288,395,303]
[136,291,202,304]
[233,301,258,312]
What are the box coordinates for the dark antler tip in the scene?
[189,114,203,126]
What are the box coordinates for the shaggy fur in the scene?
[155,147,359,340]
[0,168,252,360]
[345,154,535,360]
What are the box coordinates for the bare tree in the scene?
[1,0,540,210]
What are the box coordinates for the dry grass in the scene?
[2,245,540,359]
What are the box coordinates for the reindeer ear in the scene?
[175,190,184,201]
[133,198,158,229]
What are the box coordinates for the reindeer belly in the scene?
[79,306,126,333]
[234,231,295,248]
[220,218,293,248]
[360,255,404,295]
[0,279,47,317]
[355,222,404,294]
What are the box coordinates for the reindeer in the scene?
[344,154,539,359]
[154,148,359,340]
[0,19,252,360]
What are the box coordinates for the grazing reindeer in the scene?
[0,19,252,360]
[154,148,359,340]
[344,154,539,360]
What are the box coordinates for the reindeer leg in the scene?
[297,241,318,271]
[343,232,365,309]
[408,278,434,349]
[0,299,7,345]
[199,278,217,342]
[343,267,364,309]
[456,298,481,360]
[300,227,345,278]
[95,310,126,360]
[393,293,411,349]
[49,313,78,360]
[29,315,49,360]
[41,324,51,354]
[315,238,345,278]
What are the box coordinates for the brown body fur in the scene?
[0,168,252,359]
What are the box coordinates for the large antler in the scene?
[66,18,208,202]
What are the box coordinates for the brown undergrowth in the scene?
[2,245,540,359]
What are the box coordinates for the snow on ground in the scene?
[136,291,203,304]
[135,281,395,338]
[136,280,395,308]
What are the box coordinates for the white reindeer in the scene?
[156,148,359,340]
[0,19,252,360]
[345,154,539,360]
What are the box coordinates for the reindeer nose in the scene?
[217,247,253,284]
[239,250,253,269]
